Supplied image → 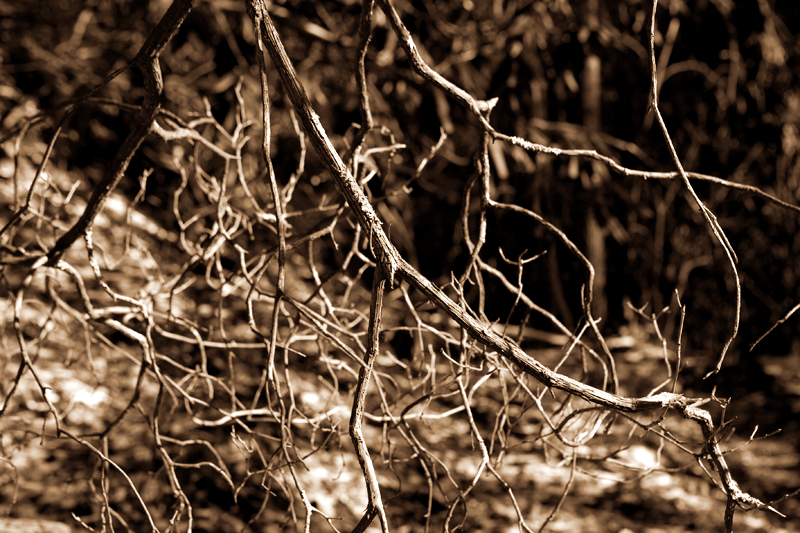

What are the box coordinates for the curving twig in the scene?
[647,0,740,378]
[247,3,775,531]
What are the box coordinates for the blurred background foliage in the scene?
[2,0,799,354]
[1,0,800,531]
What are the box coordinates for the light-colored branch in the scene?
[648,0,741,379]
[247,0,400,286]
[246,4,773,529]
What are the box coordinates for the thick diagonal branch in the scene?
[247,0,399,284]
[45,0,196,266]
[249,5,768,525]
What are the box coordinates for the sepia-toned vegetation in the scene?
[1,1,799,532]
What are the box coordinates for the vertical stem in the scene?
[349,262,390,532]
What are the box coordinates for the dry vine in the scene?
[1,1,798,532]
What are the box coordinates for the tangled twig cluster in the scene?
[1,1,798,532]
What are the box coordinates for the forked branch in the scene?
[246,2,773,530]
